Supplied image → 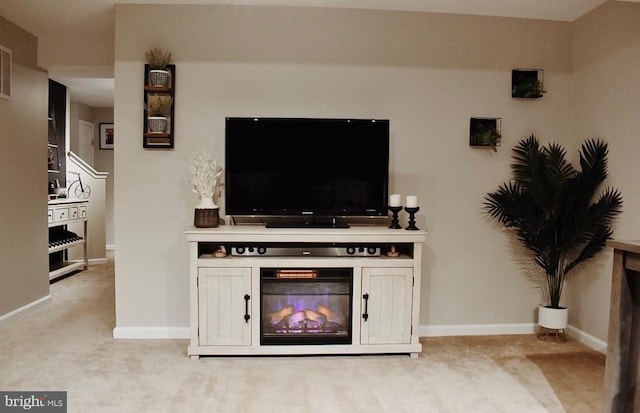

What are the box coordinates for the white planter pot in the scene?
[149,69,170,87]
[148,116,167,133]
[538,305,568,330]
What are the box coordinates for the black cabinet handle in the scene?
[362,293,369,321]
[244,294,251,323]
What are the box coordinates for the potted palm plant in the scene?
[483,135,623,331]
[145,47,172,87]
[146,94,172,133]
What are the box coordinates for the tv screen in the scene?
[225,117,389,227]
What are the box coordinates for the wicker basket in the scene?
[194,208,219,228]
[148,117,167,133]
[149,69,170,87]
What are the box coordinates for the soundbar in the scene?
[231,246,381,257]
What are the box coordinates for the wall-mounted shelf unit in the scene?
[512,68,545,98]
[48,80,66,193]
[47,143,59,173]
[470,117,501,151]
[143,64,175,148]
[0,44,11,100]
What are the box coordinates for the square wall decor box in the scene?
[512,68,545,99]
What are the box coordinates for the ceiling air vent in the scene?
[0,45,12,100]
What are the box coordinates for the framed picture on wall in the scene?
[99,123,114,150]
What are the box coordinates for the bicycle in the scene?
[67,171,91,199]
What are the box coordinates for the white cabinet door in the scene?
[198,267,252,346]
[361,267,413,345]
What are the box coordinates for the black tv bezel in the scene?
[224,117,390,225]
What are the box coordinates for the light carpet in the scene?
[0,253,604,412]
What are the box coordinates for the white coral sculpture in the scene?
[189,150,223,209]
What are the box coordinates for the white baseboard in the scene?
[67,258,107,266]
[113,326,189,339]
[566,325,607,353]
[419,323,607,354]
[0,295,52,322]
[419,323,536,337]
[117,325,535,341]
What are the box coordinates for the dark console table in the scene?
[604,240,640,413]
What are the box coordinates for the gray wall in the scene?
[0,16,49,316]
[567,1,640,342]
[3,3,640,346]
[69,102,114,248]
[114,5,576,336]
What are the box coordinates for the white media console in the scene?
[185,225,427,358]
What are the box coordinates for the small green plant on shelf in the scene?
[512,69,546,98]
[512,80,546,98]
[145,47,172,69]
[146,94,173,117]
[470,118,501,151]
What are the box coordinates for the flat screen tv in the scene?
[225,117,390,228]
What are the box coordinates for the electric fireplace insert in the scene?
[260,267,353,345]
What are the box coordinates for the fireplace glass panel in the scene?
[261,268,353,345]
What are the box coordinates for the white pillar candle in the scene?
[389,193,401,207]
[406,195,418,208]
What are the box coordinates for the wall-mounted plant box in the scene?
[470,117,501,151]
[143,64,175,148]
[512,68,545,98]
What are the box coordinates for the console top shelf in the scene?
[185,225,427,244]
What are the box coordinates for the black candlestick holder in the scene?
[388,206,402,229]
[405,206,420,230]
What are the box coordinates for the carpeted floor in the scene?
[0,252,605,412]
